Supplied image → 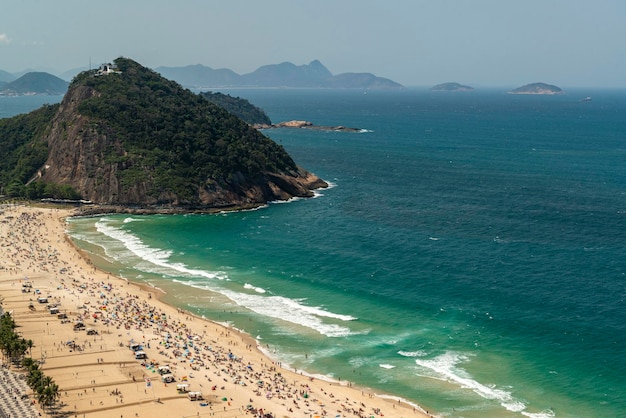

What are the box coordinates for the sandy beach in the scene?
[0,204,432,418]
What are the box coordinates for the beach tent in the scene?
[135,351,147,360]
[176,384,189,392]
[158,365,171,375]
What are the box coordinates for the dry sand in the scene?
[0,204,433,418]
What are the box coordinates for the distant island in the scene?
[431,82,474,92]
[0,72,68,96]
[509,82,563,95]
[156,60,404,90]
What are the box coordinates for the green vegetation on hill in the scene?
[0,57,323,207]
[199,91,271,125]
[0,104,75,198]
[73,58,296,201]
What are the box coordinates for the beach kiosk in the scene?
[134,350,147,360]
[187,391,203,401]
[176,383,189,393]
[161,373,175,383]
[158,365,171,375]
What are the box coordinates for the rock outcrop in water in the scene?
[253,120,363,133]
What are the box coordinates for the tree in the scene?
[26,339,33,357]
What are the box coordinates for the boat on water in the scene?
[581,96,592,102]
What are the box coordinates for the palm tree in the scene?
[27,368,43,389]
[36,375,54,396]
[38,381,59,415]
[21,357,37,371]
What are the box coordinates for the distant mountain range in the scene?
[155,60,404,89]
[0,60,403,92]
[0,69,15,84]
[0,72,69,95]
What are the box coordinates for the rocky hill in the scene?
[0,57,326,211]
[157,60,404,89]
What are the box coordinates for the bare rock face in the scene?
[40,85,130,204]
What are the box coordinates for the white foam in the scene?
[95,218,226,280]
[521,409,556,418]
[123,217,144,223]
[220,290,356,337]
[218,204,269,214]
[414,351,528,414]
[170,278,356,337]
[244,283,266,293]
[90,218,358,339]
[398,350,427,357]
[270,196,302,204]
[379,364,396,369]
[324,180,338,189]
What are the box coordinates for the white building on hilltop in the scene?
[95,63,121,76]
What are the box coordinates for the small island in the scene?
[509,82,563,95]
[431,82,474,92]
[253,120,364,133]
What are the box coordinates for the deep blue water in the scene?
[4,89,626,417]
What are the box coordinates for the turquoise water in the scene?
[4,89,626,417]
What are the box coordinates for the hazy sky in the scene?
[1,0,625,87]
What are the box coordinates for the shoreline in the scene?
[0,203,434,418]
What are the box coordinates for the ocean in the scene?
[3,88,626,417]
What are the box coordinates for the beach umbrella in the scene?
[221,397,228,401]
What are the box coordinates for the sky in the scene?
[1,0,625,88]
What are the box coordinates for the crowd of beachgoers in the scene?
[0,204,431,417]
